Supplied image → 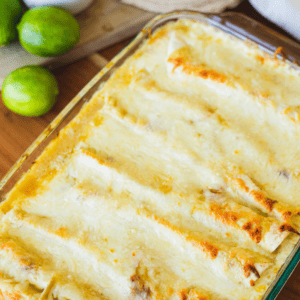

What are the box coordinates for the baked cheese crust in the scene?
[1,19,300,300]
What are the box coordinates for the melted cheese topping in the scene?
[1,19,300,300]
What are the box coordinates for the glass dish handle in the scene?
[210,12,300,64]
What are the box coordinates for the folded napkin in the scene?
[250,0,300,41]
[121,0,241,13]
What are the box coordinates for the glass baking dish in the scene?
[1,10,300,300]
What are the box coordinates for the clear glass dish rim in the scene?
[1,10,300,300]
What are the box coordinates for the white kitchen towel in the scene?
[250,0,300,40]
[121,0,241,13]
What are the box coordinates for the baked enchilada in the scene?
[1,18,300,300]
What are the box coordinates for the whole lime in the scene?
[17,6,80,57]
[2,65,59,116]
[0,0,23,46]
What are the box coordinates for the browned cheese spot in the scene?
[249,190,265,203]
[168,57,227,83]
[242,222,262,243]
[249,190,277,212]
[244,263,260,279]
[279,223,300,235]
[232,178,249,193]
[179,290,188,300]
[210,203,239,226]
[200,241,219,259]
[264,198,278,212]
[282,211,292,221]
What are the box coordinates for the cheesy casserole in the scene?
[1,19,300,300]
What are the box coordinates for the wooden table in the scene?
[0,1,299,299]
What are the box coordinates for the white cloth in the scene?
[250,0,300,40]
[121,0,241,14]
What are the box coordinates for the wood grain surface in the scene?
[0,0,154,87]
[0,1,300,299]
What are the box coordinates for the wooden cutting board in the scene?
[0,0,155,88]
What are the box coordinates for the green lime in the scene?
[17,6,80,57]
[0,0,23,46]
[2,65,59,116]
